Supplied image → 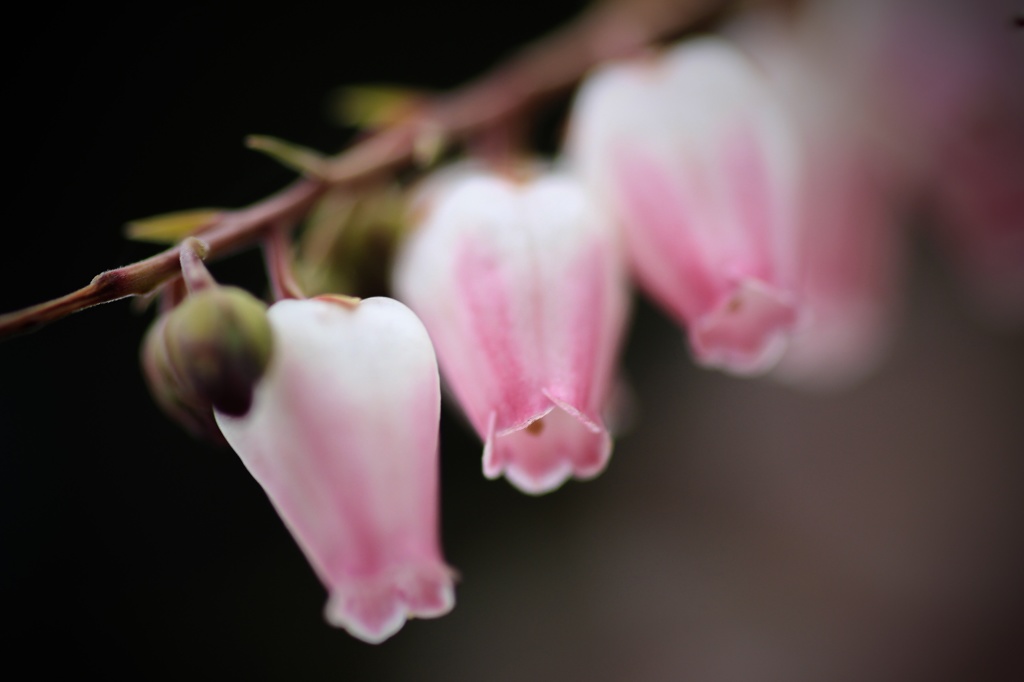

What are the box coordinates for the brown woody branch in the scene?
[0,0,720,340]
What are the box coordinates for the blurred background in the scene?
[2,1,1022,679]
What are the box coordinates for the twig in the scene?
[0,0,719,341]
[0,179,323,338]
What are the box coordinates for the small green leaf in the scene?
[246,135,328,177]
[126,208,223,244]
[331,84,426,129]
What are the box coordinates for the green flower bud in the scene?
[140,313,221,441]
[296,185,408,299]
[140,285,274,441]
[162,286,274,417]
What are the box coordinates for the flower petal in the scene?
[216,297,454,643]
[395,166,629,493]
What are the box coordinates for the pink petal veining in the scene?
[394,168,629,494]
[568,37,801,375]
[215,297,453,643]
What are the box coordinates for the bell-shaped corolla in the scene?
[215,296,454,644]
[568,37,801,375]
[393,166,629,495]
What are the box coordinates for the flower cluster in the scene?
[10,0,1017,647]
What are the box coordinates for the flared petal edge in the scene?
[324,560,456,644]
[482,400,613,495]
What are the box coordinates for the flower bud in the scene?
[140,312,220,440]
[141,286,273,437]
[162,286,273,417]
[296,185,407,299]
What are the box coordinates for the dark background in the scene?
[3,2,1023,680]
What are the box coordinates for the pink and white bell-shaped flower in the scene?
[393,166,629,495]
[567,37,801,375]
[215,296,454,644]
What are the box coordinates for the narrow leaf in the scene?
[246,135,328,177]
[126,208,223,244]
[331,84,426,129]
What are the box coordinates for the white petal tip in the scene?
[495,409,614,495]
[504,459,576,496]
[323,566,456,644]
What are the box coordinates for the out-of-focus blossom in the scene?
[731,14,904,388]
[796,0,1015,169]
[798,0,1024,320]
[215,296,454,643]
[568,37,801,375]
[393,166,629,494]
[773,145,902,388]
